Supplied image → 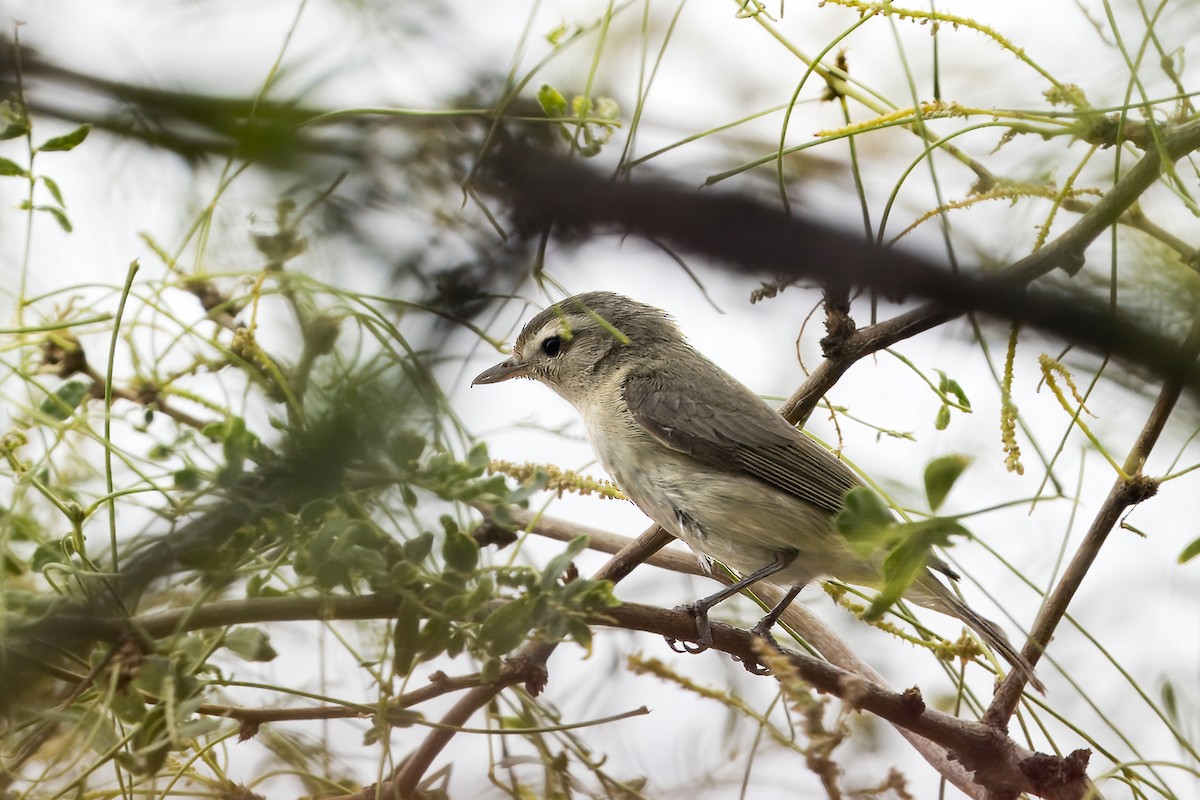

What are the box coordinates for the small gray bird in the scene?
[474,291,1043,692]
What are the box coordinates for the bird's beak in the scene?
[471,358,529,386]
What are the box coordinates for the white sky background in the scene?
[2,0,1200,797]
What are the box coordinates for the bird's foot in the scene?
[748,617,781,643]
[664,602,713,654]
[735,656,773,676]
[732,618,786,675]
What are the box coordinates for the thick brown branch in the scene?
[505,507,985,796]
[51,557,1093,799]
[600,602,1093,799]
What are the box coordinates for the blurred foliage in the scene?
[0,64,614,792]
[0,0,1198,797]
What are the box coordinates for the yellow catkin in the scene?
[487,460,626,500]
[1000,322,1024,475]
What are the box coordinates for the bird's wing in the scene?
[623,362,860,514]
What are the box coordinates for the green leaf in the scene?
[67,707,121,754]
[0,509,40,541]
[416,617,452,661]
[442,531,478,573]
[245,574,266,597]
[1162,680,1179,725]
[537,84,568,118]
[540,534,589,590]
[835,487,894,556]
[0,100,29,140]
[392,597,422,675]
[405,531,434,563]
[40,378,91,420]
[0,157,26,177]
[223,627,278,662]
[1179,536,1200,564]
[924,454,972,512]
[479,595,535,654]
[441,518,478,573]
[389,562,422,587]
[465,442,489,472]
[124,705,170,774]
[945,378,971,410]
[462,574,495,614]
[173,467,200,490]
[567,618,593,654]
[205,416,265,485]
[864,518,967,621]
[31,542,68,572]
[389,429,426,470]
[934,404,951,430]
[41,175,65,206]
[37,124,91,153]
[37,204,72,232]
[480,656,502,682]
[299,499,338,525]
[1,546,26,575]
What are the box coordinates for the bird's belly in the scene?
[590,426,861,587]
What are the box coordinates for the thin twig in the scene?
[501,508,982,795]
[777,117,1200,424]
[381,524,670,799]
[984,318,1200,727]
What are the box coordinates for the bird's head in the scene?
[472,291,683,406]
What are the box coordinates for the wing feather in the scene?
[623,360,859,514]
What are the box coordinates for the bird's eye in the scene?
[541,335,563,357]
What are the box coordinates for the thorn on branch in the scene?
[1059,248,1086,276]
[237,720,261,742]
[471,519,519,550]
[820,285,857,358]
[899,686,925,717]
[1019,748,1091,797]
[1119,474,1159,506]
[41,330,89,378]
[504,655,549,696]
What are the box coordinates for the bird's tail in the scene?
[911,572,1046,695]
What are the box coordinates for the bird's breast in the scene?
[580,400,847,586]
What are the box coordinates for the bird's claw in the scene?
[665,636,708,654]
[664,603,714,654]
[749,620,781,644]
[733,621,786,675]
[734,655,773,676]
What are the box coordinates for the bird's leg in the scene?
[730,583,807,675]
[749,583,805,642]
[666,549,799,655]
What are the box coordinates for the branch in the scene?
[600,603,1092,799]
[49,514,983,794]
[382,524,670,799]
[780,116,1200,422]
[53,585,1082,798]
[49,533,1102,800]
[484,120,1200,418]
[983,317,1200,725]
[505,508,982,795]
[195,670,487,728]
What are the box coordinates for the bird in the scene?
[473,290,1044,692]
